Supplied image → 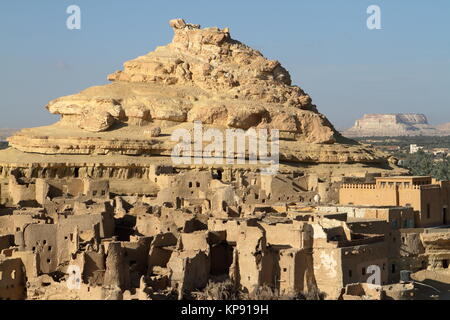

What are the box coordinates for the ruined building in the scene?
[2,19,439,301]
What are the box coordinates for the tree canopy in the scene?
[402,150,450,181]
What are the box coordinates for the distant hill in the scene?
[342,114,450,137]
[0,128,18,141]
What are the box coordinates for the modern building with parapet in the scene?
[339,176,450,228]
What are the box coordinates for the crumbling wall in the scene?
[234,226,273,293]
[0,257,26,300]
[276,248,316,295]
[8,176,36,206]
[103,242,130,291]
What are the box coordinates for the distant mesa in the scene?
[343,113,450,137]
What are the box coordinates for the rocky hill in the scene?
[6,19,393,166]
[343,114,443,137]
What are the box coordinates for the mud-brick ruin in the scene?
[1,19,449,301]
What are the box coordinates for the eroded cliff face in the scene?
[6,19,394,166]
[343,114,440,137]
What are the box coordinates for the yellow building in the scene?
[340,176,450,228]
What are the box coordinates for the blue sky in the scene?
[0,0,449,129]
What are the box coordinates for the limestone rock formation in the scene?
[144,126,161,137]
[6,19,393,165]
[343,114,440,137]
[78,109,115,132]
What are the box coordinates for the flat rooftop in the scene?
[376,176,431,180]
[317,204,412,210]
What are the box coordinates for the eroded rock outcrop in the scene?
[6,19,392,165]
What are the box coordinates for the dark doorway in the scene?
[443,260,449,269]
[443,207,448,225]
[213,169,223,181]
[210,243,233,276]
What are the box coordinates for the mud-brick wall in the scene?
[0,258,26,300]
[0,164,153,180]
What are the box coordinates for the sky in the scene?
[0,0,449,130]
